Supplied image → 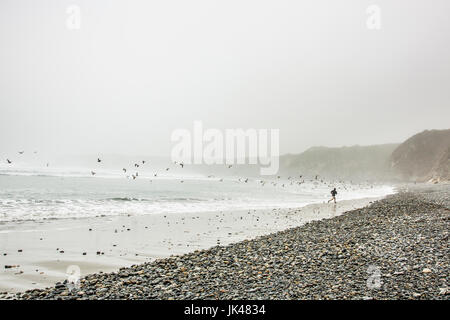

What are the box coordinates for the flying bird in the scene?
[179,163,184,168]
[18,151,24,155]
[6,159,12,164]
[123,168,127,173]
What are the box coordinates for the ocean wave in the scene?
[0,174,396,223]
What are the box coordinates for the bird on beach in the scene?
[134,163,139,168]
[179,163,184,168]
[97,158,101,163]
[154,173,157,177]
[123,168,127,173]
[91,171,96,175]
[142,160,145,164]
[166,168,170,171]
[6,159,12,164]
[228,165,232,168]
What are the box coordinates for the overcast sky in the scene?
[1,0,449,157]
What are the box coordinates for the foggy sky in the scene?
[1,0,449,158]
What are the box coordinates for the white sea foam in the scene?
[0,171,395,222]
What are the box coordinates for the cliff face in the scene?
[390,129,450,182]
[280,144,399,181]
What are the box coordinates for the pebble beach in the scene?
[5,185,450,300]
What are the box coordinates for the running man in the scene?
[328,188,337,203]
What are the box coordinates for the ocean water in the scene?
[0,169,395,222]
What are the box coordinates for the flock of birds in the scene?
[4,151,49,167]
[4,152,373,191]
[6,151,34,164]
[90,157,186,181]
[87,157,358,191]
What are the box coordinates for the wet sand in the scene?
[0,196,383,294]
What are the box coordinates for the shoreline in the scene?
[6,184,450,300]
[0,195,386,295]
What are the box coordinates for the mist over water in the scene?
[1,1,449,158]
[2,1,443,224]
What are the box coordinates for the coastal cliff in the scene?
[390,129,450,183]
